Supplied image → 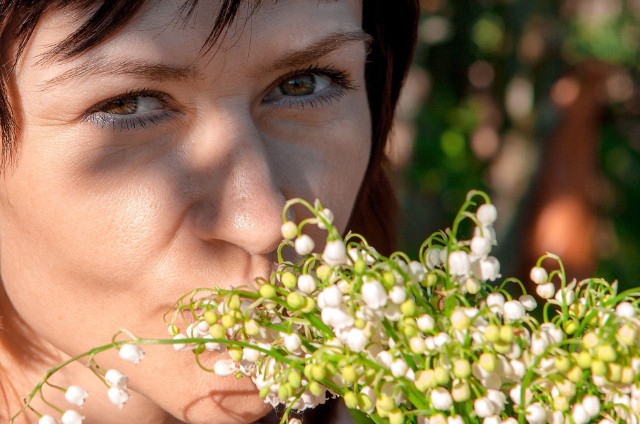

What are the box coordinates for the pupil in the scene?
[107,97,138,115]
[282,75,315,96]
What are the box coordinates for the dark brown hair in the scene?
[1,0,418,254]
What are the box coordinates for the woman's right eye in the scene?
[84,90,176,130]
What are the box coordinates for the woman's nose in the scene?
[186,108,286,255]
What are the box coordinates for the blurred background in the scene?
[391,0,640,290]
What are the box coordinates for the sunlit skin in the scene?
[0,1,370,423]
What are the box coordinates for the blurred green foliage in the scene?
[399,0,640,284]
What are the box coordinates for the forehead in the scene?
[17,0,363,87]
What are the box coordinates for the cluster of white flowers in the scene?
[13,193,640,424]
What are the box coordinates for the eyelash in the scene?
[82,65,357,131]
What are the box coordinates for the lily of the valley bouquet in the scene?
[12,191,640,424]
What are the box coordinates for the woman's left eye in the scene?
[271,74,332,97]
[264,67,356,108]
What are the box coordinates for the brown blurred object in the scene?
[518,62,611,284]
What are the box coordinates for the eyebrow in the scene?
[40,30,372,90]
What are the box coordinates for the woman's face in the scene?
[1,0,370,422]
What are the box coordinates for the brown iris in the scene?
[103,97,138,115]
[280,75,316,96]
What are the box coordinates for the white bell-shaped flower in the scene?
[391,358,408,378]
[477,203,498,225]
[297,274,316,294]
[361,279,387,310]
[519,294,537,311]
[64,386,88,407]
[389,286,407,305]
[524,403,546,424]
[107,387,130,409]
[104,369,128,388]
[616,302,636,319]
[431,387,453,411]
[471,235,492,258]
[536,282,555,299]
[503,300,526,322]
[426,247,442,268]
[571,404,590,424]
[582,395,601,417]
[346,328,368,352]
[317,208,334,229]
[448,416,464,424]
[529,266,548,284]
[322,240,347,266]
[318,285,342,309]
[284,333,302,353]
[213,359,237,376]
[448,251,471,276]
[118,344,144,364]
[475,256,501,281]
[486,293,505,314]
[474,397,496,418]
[417,314,435,331]
[172,334,188,351]
[61,410,84,424]
[294,234,315,256]
[39,415,57,424]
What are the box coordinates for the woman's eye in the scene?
[84,91,175,130]
[100,95,164,115]
[272,74,332,97]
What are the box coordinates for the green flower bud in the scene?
[562,319,579,335]
[608,363,622,383]
[620,324,637,346]
[259,386,270,398]
[311,364,326,381]
[301,297,316,313]
[203,310,219,325]
[281,272,297,289]
[596,345,617,363]
[278,384,291,400]
[553,395,569,411]
[591,360,607,377]
[465,277,480,294]
[288,371,302,389]
[167,324,180,336]
[583,332,599,350]
[453,359,471,379]
[567,366,584,383]
[493,341,511,355]
[434,366,450,385]
[228,347,243,362]
[233,310,244,321]
[383,271,396,289]
[344,391,358,409]
[403,324,418,337]
[304,364,314,380]
[484,324,500,343]
[576,351,592,369]
[281,221,298,239]
[316,265,331,281]
[450,309,471,330]
[388,409,404,424]
[209,323,226,339]
[221,314,236,328]
[259,284,277,299]
[228,294,241,310]
[377,394,394,412]
[244,319,260,336]
[193,344,205,354]
[354,259,366,275]
[287,292,305,310]
[358,392,374,412]
[415,370,435,391]
[342,365,357,383]
[555,356,571,373]
[401,299,417,317]
[423,272,438,288]
[499,325,514,343]
[308,381,323,397]
[479,353,497,373]
[622,366,635,384]
[355,318,366,329]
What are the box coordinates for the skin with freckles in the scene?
[0,1,370,423]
